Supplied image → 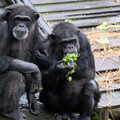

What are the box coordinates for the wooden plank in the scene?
[31,0,111,5]
[35,1,120,13]
[80,27,120,33]
[42,7,120,20]
[99,83,120,92]
[99,90,120,109]
[91,37,120,51]
[95,56,120,72]
[50,16,120,28]
[31,0,87,5]
[45,13,119,22]
[109,37,120,47]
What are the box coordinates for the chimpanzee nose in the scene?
[68,44,74,49]
[19,23,24,27]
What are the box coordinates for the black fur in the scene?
[36,22,100,120]
[0,4,42,120]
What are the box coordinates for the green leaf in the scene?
[64,19,72,23]
[65,73,69,78]
[91,114,99,120]
[61,53,78,82]
[96,22,120,30]
[69,69,75,75]
[74,63,77,67]
[68,76,72,82]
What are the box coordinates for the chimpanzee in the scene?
[36,22,101,120]
[0,4,42,120]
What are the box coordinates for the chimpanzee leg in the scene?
[40,91,67,112]
[78,80,100,120]
[0,71,25,120]
[40,91,71,120]
[25,74,39,115]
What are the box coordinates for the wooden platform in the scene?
[30,0,120,29]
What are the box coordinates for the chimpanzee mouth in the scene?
[13,28,29,40]
[64,52,79,57]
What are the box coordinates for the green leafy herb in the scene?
[91,114,99,120]
[61,53,78,82]
[96,22,120,30]
[64,19,72,23]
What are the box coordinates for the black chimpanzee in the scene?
[0,4,42,120]
[36,22,101,120]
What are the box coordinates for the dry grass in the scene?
[96,69,120,89]
[86,31,120,40]
[93,47,120,58]
[86,29,120,91]
[85,30,120,58]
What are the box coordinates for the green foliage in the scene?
[64,19,72,23]
[91,114,99,120]
[96,22,120,30]
[61,53,78,82]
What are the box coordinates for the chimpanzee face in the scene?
[61,36,79,56]
[5,5,39,40]
[50,30,80,58]
[12,14,30,40]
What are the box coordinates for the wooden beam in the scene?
[95,56,120,72]
[35,1,120,13]
[50,16,120,28]
[42,7,120,20]
[31,0,111,5]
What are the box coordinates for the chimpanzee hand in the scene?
[35,51,52,67]
[50,61,74,74]
[36,50,48,60]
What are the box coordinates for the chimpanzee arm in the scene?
[7,57,42,93]
[0,54,42,93]
[35,50,73,90]
[41,60,73,91]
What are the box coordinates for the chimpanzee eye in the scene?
[23,18,30,23]
[14,16,30,23]
[62,41,68,45]
[72,40,76,44]
[14,17,21,22]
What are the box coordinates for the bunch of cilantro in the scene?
[61,53,78,82]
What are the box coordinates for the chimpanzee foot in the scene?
[1,110,26,120]
[30,105,39,115]
[54,113,71,120]
[29,98,39,115]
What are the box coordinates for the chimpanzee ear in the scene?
[35,13,40,20]
[6,10,11,18]
[51,33,56,39]
[48,33,56,43]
